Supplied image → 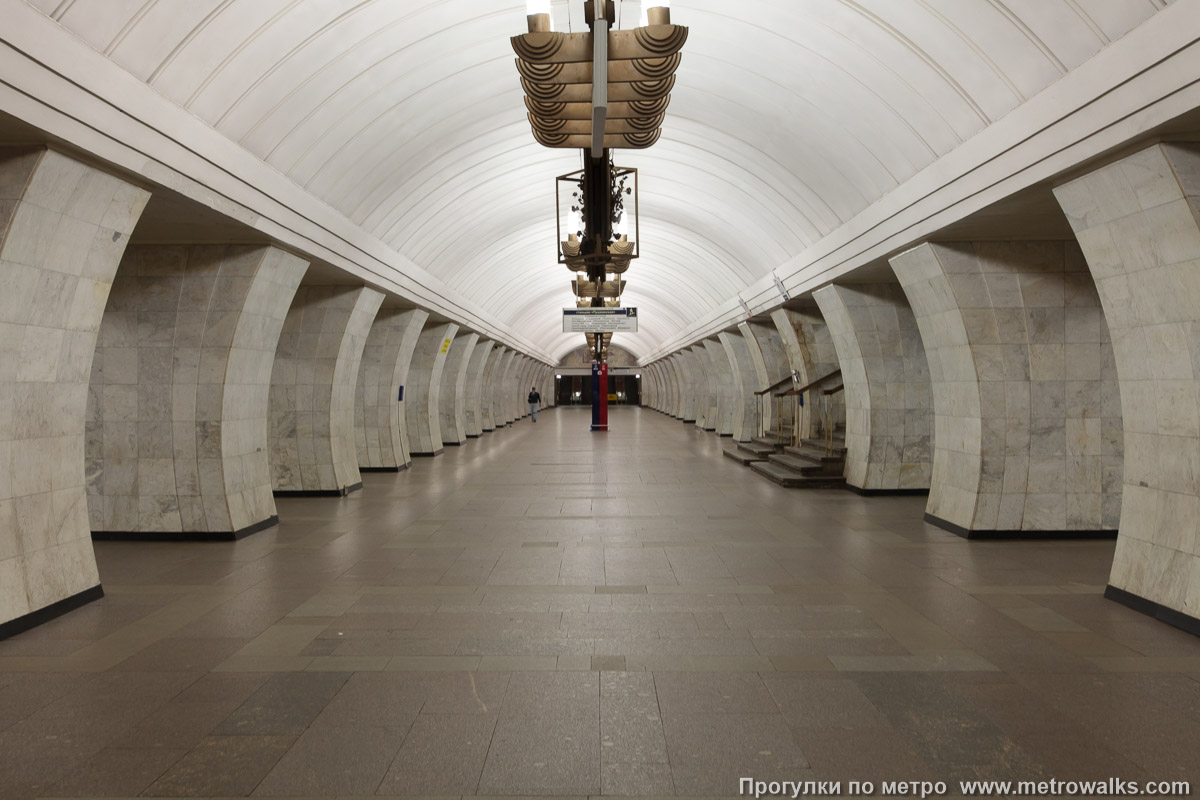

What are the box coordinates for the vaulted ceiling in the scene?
[28,0,1170,360]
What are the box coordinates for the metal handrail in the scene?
[823,384,844,396]
[775,369,841,398]
[754,374,794,397]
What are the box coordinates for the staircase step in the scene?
[750,461,847,489]
[785,445,843,463]
[751,436,786,450]
[768,453,828,474]
[723,447,766,465]
[736,441,778,457]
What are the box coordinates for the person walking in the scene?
[528,386,541,422]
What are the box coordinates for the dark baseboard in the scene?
[719,433,733,438]
[682,419,696,424]
[411,450,444,457]
[1106,585,1200,637]
[360,465,407,473]
[467,434,481,439]
[924,513,1118,541]
[0,584,104,641]
[846,485,931,497]
[275,483,363,498]
[445,441,463,447]
[482,427,494,433]
[93,515,280,542]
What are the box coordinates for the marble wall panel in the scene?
[892,241,1121,533]
[0,148,149,629]
[406,322,459,455]
[353,308,427,470]
[1055,142,1200,621]
[88,244,307,534]
[813,283,933,492]
[268,285,383,493]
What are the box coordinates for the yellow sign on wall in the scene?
[440,338,452,354]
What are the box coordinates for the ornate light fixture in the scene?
[513,0,684,364]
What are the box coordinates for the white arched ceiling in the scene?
[29,0,1170,362]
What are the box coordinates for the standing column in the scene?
[737,322,772,439]
[813,283,933,494]
[0,148,148,635]
[269,285,383,495]
[438,333,477,446]
[88,245,308,538]
[891,241,1121,536]
[1055,143,1199,628]
[406,322,460,456]
[464,340,494,438]
[354,308,428,471]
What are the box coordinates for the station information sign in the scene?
[562,308,639,333]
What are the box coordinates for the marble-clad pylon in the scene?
[269,285,383,494]
[1055,142,1200,628]
[88,244,308,537]
[354,308,428,471]
[464,339,494,437]
[439,333,478,445]
[813,283,933,493]
[406,322,460,455]
[891,241,1122,536]
[0,148,149,634]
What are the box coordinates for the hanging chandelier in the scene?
[512,0,685,362]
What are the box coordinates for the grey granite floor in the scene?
[0,407,1198,798]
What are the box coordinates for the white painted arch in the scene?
[19,0,1174,361]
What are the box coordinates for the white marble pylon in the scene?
[464,340,494,437]
[669,355,686,419]
[891,241,1122,534]
[692,346,720,431]
[673,352,697,423]
[481,346,507,432]
[703,340,736,436]
[268,285,384,495]
[0,148,149,631]
[88,244,308,537]
[439,333,478,445]
[406,322,460,455]
[496,350,518,427]
[1055,143,1200,623]
[720,331,759,443]
[813,283,934,493]
[770,308,843,441]
[685,347,710,429]
[512,357,530,421]
[354,308,428,471]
